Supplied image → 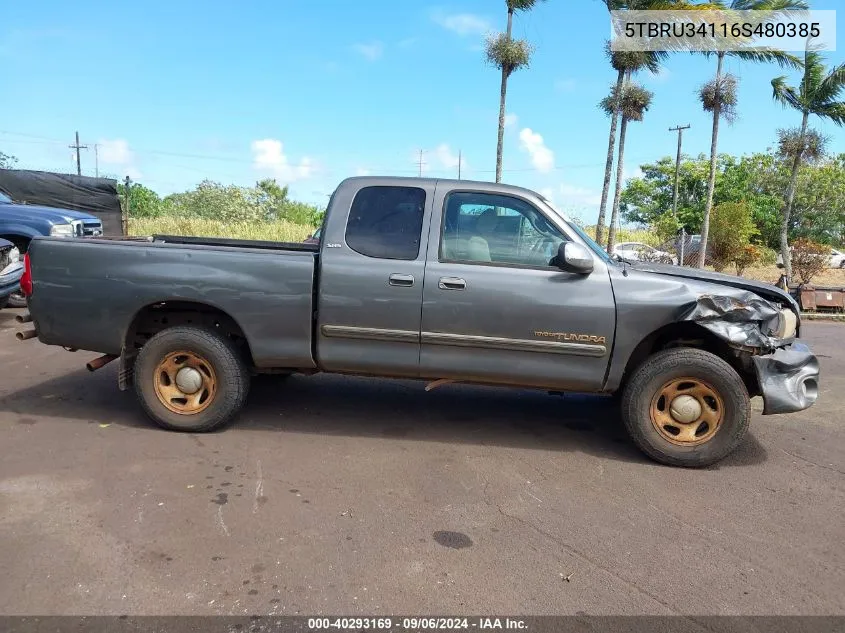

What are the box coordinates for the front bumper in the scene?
[752,341,819,415]
[0,262,24,300]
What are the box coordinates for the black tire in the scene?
[621,348,750,468]
[134,326,250,432]
[7,238,29,308]
[0,296,9,309]
[7,291,27,308]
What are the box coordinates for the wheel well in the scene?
[620,321,760,397]
[1,235,30,251]
[124,301,255,367]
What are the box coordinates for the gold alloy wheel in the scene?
[153,350,217,415]
[649,377,724,446]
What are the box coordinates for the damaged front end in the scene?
[680,292,819,415]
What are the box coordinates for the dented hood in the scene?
[629,262,798,313]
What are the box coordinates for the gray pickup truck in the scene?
[18,177,819,467]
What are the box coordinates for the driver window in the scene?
[440,192,566,267]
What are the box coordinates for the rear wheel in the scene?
[7,238,29,308]
[621,348,750,468]
[134,326,249,432]
[7,292,27,308]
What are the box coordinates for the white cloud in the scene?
[352,41,383,61]
[435,143,467,171]
[504,113,518,128]
[624,167,644,182]
[251,139,313,183]
[97,138,141,179]
[431,10,491,36]
[518,128,554,173]
[559,183,602,208]
[355,167,371,176]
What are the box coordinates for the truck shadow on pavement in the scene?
[0,366,768,468]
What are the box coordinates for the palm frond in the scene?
[485,33,533,74]
[700,73,739,121]
[814,103,845,126]
[771,76,804,110]
[777,127,828,161]
[507,0,545,12]
[727,48,803,69]
[731,0,808,10]
[815,63,845,104]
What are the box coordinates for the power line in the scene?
[0,129,654,177]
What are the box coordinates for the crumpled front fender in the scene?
[752,341,820,415]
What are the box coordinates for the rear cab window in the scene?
[345,186,426,260]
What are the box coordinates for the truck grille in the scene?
[82,220,103,237]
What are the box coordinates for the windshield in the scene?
[0,191,11,204]
[566,221,615,264]
[538,196,615,265]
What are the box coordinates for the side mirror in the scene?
[556,242,594,275]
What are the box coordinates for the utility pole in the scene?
[69,131,87,176]
[94,144,99,178]
[668,125,690,220]
[457,150,462,180]
[416,149,427,177]
[669,124,690,266]
[123,175,131,236]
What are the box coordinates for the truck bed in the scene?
[26,235,318,369]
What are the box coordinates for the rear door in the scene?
[316,179,434,377]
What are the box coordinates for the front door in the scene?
[420,187,616,391]
[317,181,433,377]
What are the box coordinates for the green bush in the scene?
[709,202,757,272]
[756,245,778,266]
[791,238,829,285]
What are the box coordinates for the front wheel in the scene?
[134,326,250,432]
[621,348,750,468]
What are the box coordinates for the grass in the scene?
[128,216,314,243]
[582,226,660,246]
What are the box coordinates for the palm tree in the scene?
[772,49,845,280]
[695,0,807,269]
[487,0,545,183]
[595,44,664,246]
[601,82,654,252]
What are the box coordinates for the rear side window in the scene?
[345,186,426,260]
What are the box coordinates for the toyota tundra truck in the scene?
[16,177,819,467]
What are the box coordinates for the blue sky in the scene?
[1,0,843,223]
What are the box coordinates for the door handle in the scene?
[389,273,415,287]
[439,277,466,290]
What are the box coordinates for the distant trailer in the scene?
[0,169,124,237]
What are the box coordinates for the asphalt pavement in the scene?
[0,307,842,616]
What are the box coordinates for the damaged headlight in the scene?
[772,308,798,340]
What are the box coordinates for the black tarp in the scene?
[0,169,123,236]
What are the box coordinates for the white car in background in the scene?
[830,248,845,268]
[612,241,677,265]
